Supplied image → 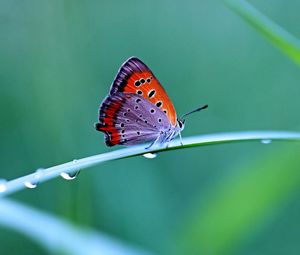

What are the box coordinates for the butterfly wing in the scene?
[109,57,177,126]
[96,93,171,146]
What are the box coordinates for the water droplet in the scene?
[24,180,38,189]
[261,139,272,144]
[24,168,43,189]
[143,153,157,159]
[35,168,44,176]
[60,160,81,180]
[0,179,7,193]
[60,170,80,180]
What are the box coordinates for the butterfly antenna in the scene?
[180,104,208,120]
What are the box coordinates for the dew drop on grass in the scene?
[24,181,38,189]
[59,159,81,180]
[60,170,80,180]
[143,153,157,159]
[0,179,7,193]
[24,168,44,189]
[261,139,272,144]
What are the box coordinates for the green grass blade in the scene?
[0,131,300,197]
[224,0,300,66]
[1,131,300,197]
[178,144,300,254]
[0,198,152,255]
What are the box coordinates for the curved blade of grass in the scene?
[0,198,152,255]
[224,0,300,66]
[178,144,300,255]
[1,131,300,198]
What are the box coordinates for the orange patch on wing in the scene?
[96,100,123,146]
[122,71,177,126]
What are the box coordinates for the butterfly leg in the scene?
[165,142,171,149]
[145,136,161,150]
[178,131,183,146]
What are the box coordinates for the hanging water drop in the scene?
[24,180,38,189]
[261,139,272,144]
[24,168,43,189]
[143,153,157,159]
[60,170,80,180]
[59,160,81,180]
[0,179,7,193]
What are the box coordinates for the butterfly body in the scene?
[95,57,184,147]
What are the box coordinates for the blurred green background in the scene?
[1,0,300,254]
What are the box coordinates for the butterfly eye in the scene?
[158,118,162,123]
[134,81,141,87]
[163,110,167,114]
[137,90,143,95]
[120,123,125,127]
[135,105,139,110]
[136,98,141,103]
[137,131,141,135]
[140,79,145,84]
[150,109,155,114]
[146,78,151,83]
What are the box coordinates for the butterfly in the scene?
[95,57,207,148]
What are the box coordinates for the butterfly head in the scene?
[177,118,185,131]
